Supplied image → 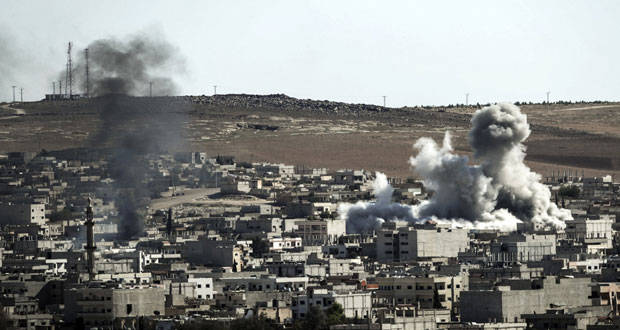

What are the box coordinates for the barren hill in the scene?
[1,94,619,178]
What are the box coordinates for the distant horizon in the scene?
[2,1,619,106]
[4,92,619,109]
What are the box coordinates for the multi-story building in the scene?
[565,215,614,252]
[460,276,593,323]
[0,203,46,226]
[64,283,166,329]
[490,234,556,262]
[295,219,346,245]
[291,288,372,319]
[376,274,467,312]
[377,224,469,262]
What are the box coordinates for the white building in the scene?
[187,277,215,300]
[565,215,614,252]
[291,288,371,319]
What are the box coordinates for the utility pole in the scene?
[465,93,469,106]
[382,95,386,107]
[84,48,89,97]
[20,88,23,102]
[11,86,16,102]
[53,82,56,95]
[149,81,153,97]
[546,91,550,111]
[59,81,62,98]
[213,85,217,95]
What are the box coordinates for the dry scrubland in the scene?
[1,95,619,179]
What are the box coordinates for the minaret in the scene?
[167,208,173,238]
[85,197,96,281]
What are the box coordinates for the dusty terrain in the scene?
[1,95,619,179]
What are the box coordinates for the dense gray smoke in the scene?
[82,35,181,96]
[341,103,571,233]
[338,173,415,233]
[468,103,569,228]
[76,34,187,239]
[0,30,19,101]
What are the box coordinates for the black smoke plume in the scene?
[72,33,187,239]
[0,29,20,101]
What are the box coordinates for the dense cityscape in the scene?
[0,139,618,329]
[2,2,620,330]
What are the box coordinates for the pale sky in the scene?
[1,0,619,106]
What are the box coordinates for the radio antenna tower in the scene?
[65,42,73,98]
[84,48,89,97]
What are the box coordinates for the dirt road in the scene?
[149,188,271,210]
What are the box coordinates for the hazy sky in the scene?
[1,0,618,106]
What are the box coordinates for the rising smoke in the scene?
[72,33,187,239]
[0,28,21,102]
[341,103,571,233]
[338,173,416,234]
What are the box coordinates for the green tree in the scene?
[293,306,328,330]
[49,207,73,222]
[558,185,580,198]
[326,302,346,325]
[251,237,270,258]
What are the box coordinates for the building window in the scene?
[126,304,133,314]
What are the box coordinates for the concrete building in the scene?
[295,219,346,245]
[221,180,251,194]
[269,236,302,252]
[377,225,469,262]
[292,288,372,319]
[187,277,215,300]
[460,276,593,323]
[490,234,556,262]
[0,203,46,226]
[64,283,166,328]
[183,238,251,271]
[565,216,614,252]
[376,275,467,311]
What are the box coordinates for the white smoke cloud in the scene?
[341,103,571,233]
[338,172,415,234]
